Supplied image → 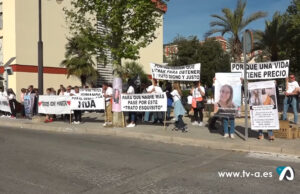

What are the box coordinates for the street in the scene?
[0,126,299,194]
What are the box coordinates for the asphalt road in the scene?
[0,126,299,194]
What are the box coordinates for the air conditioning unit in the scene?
[4,66,13,75]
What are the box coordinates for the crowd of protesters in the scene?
[0,74,300,140]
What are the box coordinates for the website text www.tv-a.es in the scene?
[218,166,295,181]
[218,170,272,178]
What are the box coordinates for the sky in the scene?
[163,0,292,44]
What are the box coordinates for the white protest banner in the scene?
[0,96,11,113]
[150,63,201,81]
[121,93,167,112]
[248,80,279,130]
[231,60,289,80]
[214,73,242,117]
[71,88,105,110]
[38,95,71,114]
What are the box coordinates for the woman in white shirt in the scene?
[126,79,136,128]
[190,81,205,126]
[147,79,164,125]
[171,83,187,132]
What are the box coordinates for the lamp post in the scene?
[37,0,63,95]
[38,0,43,95]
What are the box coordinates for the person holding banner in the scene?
[44,88,54,123]
[147,79,164,125]
[191,81,205,126]
[71,86,82,124]
[165,82,173,121]
[217,84,236,138]
[20,88,26,118]
[126,78,137,128]
[103,83,113,126]
[171,83,187,132]
[283,74,299,124]
[7,88,17,119]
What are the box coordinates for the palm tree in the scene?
[61,33,98,87]
[205,0,267,62]
[253,12,287,61]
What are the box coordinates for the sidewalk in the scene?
[1,113,300,156]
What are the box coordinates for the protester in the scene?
[283,74,299,124]
[143,81,154,122]
[147,79,164,125]
[258,130,275,141]
[7,88,17,119]
[20,88,26,117]
[65,86,72,96]
[71,86,82,124]
[59,87,66,96]
[126,78,136,128]
[171,83,187,132]
[165,82,173,120]
[57,85,64,95]
[216,84,236,138]
[0,88,10,117]
[44,88,54,123]
[103,83,113,126]
[27,85,34,95]
[191,81,205,126]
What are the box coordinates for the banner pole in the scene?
[164,111,167,130]
[104,101,107,125]
[243,30,249,141]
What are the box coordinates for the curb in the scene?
[1,120,299,157]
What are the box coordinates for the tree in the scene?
[121,61,149,87]
[205,0,267,62]
[285,0,300,75]
[169,36,200,66]
[61,31,98,87]
[198,39,230,86]
[65,0,166,73]
[168,36,230,86]
[253,12,287,61]
[64,0,167,126]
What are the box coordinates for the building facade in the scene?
[0,0,165,100]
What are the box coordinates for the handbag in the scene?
[192,97,203,109]
[196,101,204,109]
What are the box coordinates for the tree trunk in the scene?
[112,65,125,127]
[80,75,87,88]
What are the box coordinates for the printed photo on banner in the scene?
[112,78,122,112]
[214,73,242,117]
[150,63,201,81]
[248,81,279,130]
[24,94,35,117]
[121,93,167,112]
[71,88,105,110]
[38,95,71,114]
[231,60,289,80]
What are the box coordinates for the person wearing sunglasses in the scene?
[283,74,299,124]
